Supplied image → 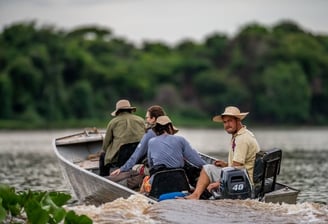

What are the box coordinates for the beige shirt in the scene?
[102,112,145,165]
[228,126,260,185]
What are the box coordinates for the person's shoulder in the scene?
[171,134,186,142]
[173,134,184,139]
[244,128,256,138]
[121,113,143,123]
[238,126,255,137]
[130,113,144,121]
[148,136,158,145]
[108,116,120,124]
[239,128,259,145]
[146,129,156,137]
[249,131,256,138]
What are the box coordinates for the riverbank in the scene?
[1,117,328,130]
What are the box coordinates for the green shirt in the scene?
[102,112,145,165]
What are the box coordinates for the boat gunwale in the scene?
[55,130,105,146]
[52,137,157,204]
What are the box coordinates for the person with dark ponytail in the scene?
[140,115,206,193]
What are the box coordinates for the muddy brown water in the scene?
[1,128,327,223]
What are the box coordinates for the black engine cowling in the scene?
[218,167,252,199]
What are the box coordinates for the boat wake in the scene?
[68,195,328,224]
[67,195,154,224]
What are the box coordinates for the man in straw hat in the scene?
[99,99,145,176]
[140,115,207,193]
[184,106,260,199]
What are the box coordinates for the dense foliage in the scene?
[1,20,328,128]
[0,184,92,224]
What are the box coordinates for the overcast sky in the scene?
[0,0,327,44]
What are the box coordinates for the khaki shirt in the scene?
[228,126,260,185]
[102,112,145,165]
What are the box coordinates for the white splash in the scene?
[67,195,157,224]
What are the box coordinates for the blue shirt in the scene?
[120,129,156,172]
[147,134,206,170]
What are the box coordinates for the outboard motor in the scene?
[216,167,252,199]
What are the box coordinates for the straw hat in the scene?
[111,99,136,116]
[212,106,249,122]
[155,115,179,133]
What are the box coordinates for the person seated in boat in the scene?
[99,99,145,176]
[108,105,166,188]
[140,115,207,193]
[184,106,260,199]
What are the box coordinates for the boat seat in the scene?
[116,142,140,166]
[99,142,139,176]
[148,168,191,199]
[253,148,282,198]
[183,161,201,187]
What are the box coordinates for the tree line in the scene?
[0,20,328,128]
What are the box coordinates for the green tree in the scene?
[256,62,311,123]
[6,56,42,115]
[193,69,250,115]
[0,74,13,118]
[1,21,328,127]
[69,80,94,119]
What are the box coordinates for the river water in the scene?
[0,128,328,223]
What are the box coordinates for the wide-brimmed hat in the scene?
[212,106,249,122]
[111,99,136,116]
[155,115,179,134]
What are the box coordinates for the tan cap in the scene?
[111,99,136,116]
[212,106,249,122]
[155,115,179,133]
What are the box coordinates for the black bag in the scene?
[183,161,201,187]
[116,142,139,167]
[99,152,111,176]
